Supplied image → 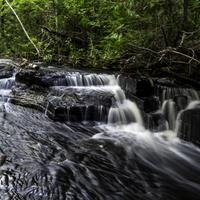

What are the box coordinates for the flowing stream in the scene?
[0,71,199,200]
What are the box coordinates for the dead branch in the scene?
[159,47,200,64]
[128,44,159,55]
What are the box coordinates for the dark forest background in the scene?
[1,0,200,75]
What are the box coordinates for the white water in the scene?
[0,76,15,102]
[65,72,112,86]
[62,73,144,125]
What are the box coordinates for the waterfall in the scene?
[160,86,200,132]
[0,75,15,102]
[65,72,112,86]
[49,73,144,124]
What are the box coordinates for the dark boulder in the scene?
[142,96,160,113]
[173,95,188,111]
[118,75,137,95]
[127,94,159,113]
[15,68,67,87]
[177,108,200,146]
[136,79,154,97]
[118,75,155,98]
[145,112,167,132]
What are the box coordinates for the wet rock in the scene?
[0,154,6,166]
[50,86,114,107]
[128,94,159,113]
[146,112,167,132]
[178,108,200,146]
[16,68,115,88]
[136,79,154,97]
[173,95,188,111]
[156,78,177,87]
[118,76,155,98]
[0,59,16,78]
[47,98,109,122]
[142,96,160,113]
[10,85,48,111]
[16,68,67,87]
[118,75,137,95]
[46,87,114,121]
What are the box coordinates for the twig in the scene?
[159,48,200,64]
[128,44,159,55]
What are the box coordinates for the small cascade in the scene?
[0,76,15,102]
[155,85,199,103]
[161,100,176,130]
[47,72,143,125]
[65,72,112,86]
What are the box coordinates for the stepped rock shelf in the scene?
[10,62,200,145]
[0,59,200,200]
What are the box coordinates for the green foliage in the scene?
[0,0,200,68]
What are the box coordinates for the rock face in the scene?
[46,87,114,121]
[178,108,200,146]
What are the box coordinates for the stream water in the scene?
[0,71,199,200]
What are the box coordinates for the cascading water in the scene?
[0,76,15,102]
[158,86,200,132]
[0,67,199,200]
[49,73,142,124]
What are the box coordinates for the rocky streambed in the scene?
[0,59,199,200]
